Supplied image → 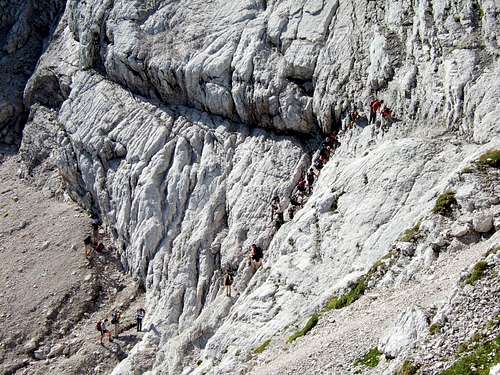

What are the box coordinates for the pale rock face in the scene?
[491,364,500,375]
[378,306,429,359]
[13,0,500,374]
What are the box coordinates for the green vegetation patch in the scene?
[354,347,382,368]
[253,339,271,354]
[440,336,500,375]
[323,278,366,312]
[396,360,420,375]
[432,191,457,216]
[429,323,442,335]
[288,314,319,343]
[400,222,421,242]
[478,149,500,168]
[464,261,489,285]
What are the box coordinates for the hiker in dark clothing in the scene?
[84,235,94,268]
[136,308,145,332]
[248,244,263,272]
[314,155,327,172]
[348,110,359,129]
[111,310,121,336]
[369,99,383,124]
[92,221,100,246]
[223,270,234,297]
[306,168,318,194]
[271,196,284,229]
[296,177,307,194]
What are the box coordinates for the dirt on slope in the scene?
[0,148,145,375]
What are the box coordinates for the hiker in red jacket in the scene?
[369,99,383,124]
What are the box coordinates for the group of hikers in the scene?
[96,307,146,345]
[88,97,395,332]
[222,97,396,298]
[344,98,396,132]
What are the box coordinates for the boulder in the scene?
[379,306,429,359]
[472,214,493,233]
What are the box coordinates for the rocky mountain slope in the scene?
[1,0,499,374]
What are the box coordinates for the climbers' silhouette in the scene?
[223,270,234,297]
[136,308,145,332]
[369,99,383,124]
[248,244,263,272]
[271,196,285,229]
[84,235,94,268]
[111,310,121,336]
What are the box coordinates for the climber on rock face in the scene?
[271,196,285,229]
[248,244,263,272]
[223,269,234,297]
[369,99,383,124]
[348,110,359,129]
[314,154,326,172]
[306,168,318,194]
[296,177,307,196]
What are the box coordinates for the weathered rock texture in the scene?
[0,0,65,144]
[12,0,500,374]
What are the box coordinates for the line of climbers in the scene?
[271,131,340,230]
[222,97,397,298]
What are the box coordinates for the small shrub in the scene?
[432,191,457,216]
[323,279,366,312]
[479,7,485,18]
[441,336,499,375]
[400,222,421,242]
[461,166,473,174]
[197,360,203,366]
[253,339,271,354]
[430,323,442,335]
[354,347,382,368]
[464,261,489,285]
[288,238,295,247]
[396,360,420,375]
[478,149,500,169]
[288,314,319,343]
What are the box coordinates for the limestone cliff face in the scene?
[15,0,500,374]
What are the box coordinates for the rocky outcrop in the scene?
[12,0,500,374]
[0,0,66,144]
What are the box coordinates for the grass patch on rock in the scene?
[464,261,489,285]
[354,347,382,368]
[323,278,366,312]
[478,149,500,169]
[288,314,319,343]
[400,222,421,242]
[430,323,442,335]
[396,360,420,375]
[432,190,457,216]
[441,336,499,375]
[253,339,271,354]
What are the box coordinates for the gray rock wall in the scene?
[0,0,66,144]
[15,0,500,374]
